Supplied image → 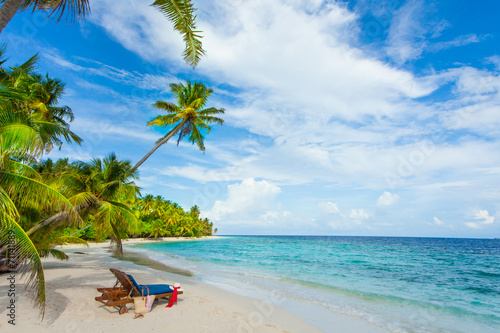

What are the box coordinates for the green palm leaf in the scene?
[0,213,46,317]
[38,248,68,260]
[52,235,88,247]
[151,0,205,67]
[0,171,80,224]
[12,0,91,23]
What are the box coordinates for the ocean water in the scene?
[131,236,500,333]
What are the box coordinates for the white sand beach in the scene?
[0,238,388,333]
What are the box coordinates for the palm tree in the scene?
[0,0,204,67]
[132,80,225,170]
[0,0,90,33]
[61,153,140,255]
[149,219,166,239]
[0,51,81,315]
[0,52,82,153]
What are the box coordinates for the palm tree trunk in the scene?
[26,211,71,236]
[0,0,24,34]
[24,198,96,237]
[70,225,91,236]
[0,211,68,255]
[132,119,187,171]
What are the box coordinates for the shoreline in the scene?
[0,237,387,332]
[0,237,321,333]
[124,238,391,333]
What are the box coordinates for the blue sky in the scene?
[4,0,500,237]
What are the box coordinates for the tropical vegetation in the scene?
[0,47,221,317]
[0,48,83,316]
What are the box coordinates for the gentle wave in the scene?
[132,236,500,333]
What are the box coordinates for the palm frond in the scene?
[147,114,176,127]
[18,0,91,23]
[0,186,18,218]
[67,192,98,211]
[152,0,205,67]
[35,120,83,146]
[189,124,205,152]
[199,106,226,116]
[0,213,45,317]
[153,101,179,113]
[107,201,139,233]
[0,171,80,225]
[55,235,89,247]
[0,119,43,157]
[38,248,68,260]
[8,160,42,179]
[10,53,38,74]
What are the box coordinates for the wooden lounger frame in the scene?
[95,268,183,314]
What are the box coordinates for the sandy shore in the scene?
[0,238,388,332]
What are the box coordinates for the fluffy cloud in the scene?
[202,178,285,227]
[349,209,370,222]
[376,191,400,207]
[317,202,372,231]
[44,0,500,237]
[465,209,495,229]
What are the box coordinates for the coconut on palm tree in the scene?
[133,80,225,170]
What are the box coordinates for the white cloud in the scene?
[428,34,482,52]
[465,209,495,229]
[473,209,495,224]
[43,51,176,91]
[318,202,341,215]
[316,202,372,231]
[433,216,444,225]
[487,55,500,70]
[202,178,284,226]
[89,0,187,68]
[34,0,500,237]
[385,0,448,64]
[376,191,400,207]
[72,118,160,143]
[349,209,370,221]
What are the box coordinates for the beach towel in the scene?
[165,283,181,308]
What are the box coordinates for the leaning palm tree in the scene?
[132,80,225,170]
[0,0,204,67]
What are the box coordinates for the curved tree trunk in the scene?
[0,0,24,34]
[0,198,95,255]
[25,211,70,236]
[0,208,77,255]
[132,119,187,171]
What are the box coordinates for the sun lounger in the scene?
[95,268,183,314]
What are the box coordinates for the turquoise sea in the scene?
[131,236,500,333]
